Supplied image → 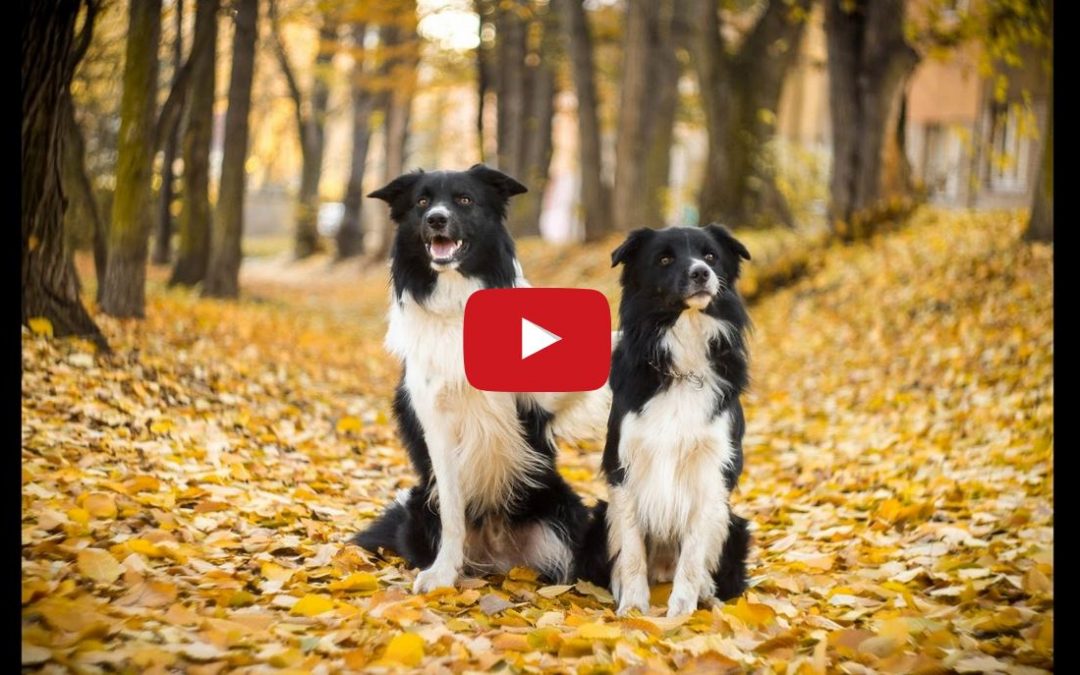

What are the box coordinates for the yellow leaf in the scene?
[508,566,539,582]
[289,594,335,617]
[21,643,50,666]
[336,416,363,434]
[67,508,90,525]
[536,584,573,599]
[577,622,623,640]
[77,549,123,584]
[722,597,776,627]
[383,633,424,667]
[27,317,52,337]
[125,539,164,557]
[491,633,530,651]
[328,572,378,592]
[261,561,294,582]
[82,493,118,519]
[150,418,174,434]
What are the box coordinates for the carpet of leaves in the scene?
[22,208,1052,674]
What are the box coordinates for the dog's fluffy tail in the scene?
[713,512,751,601]
[352,500,407,555]
[573,500,613,588]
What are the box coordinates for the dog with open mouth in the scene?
[353,164,611,592]
[576,224,753,617]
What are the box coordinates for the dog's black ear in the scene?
[611,228,656,268]
[467,164,528,198]
[368,170,423,203]
[703,223,751,262]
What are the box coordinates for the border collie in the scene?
[353,165,610,592]
[576,224,752,617]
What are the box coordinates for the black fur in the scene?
[352,166,588,583]
[575,224,753,602]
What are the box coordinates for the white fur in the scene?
[609,308,738,616]
[386,264,609,591]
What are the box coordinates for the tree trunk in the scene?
[153,0,184,265]
[101,0,162,317]
[611,0,658,232]
[337,23,375,261]
[825,0,920,240]
[204,0,257,298]
[170,0,218,286]
[292,19,338,259]
[370,6,420,261]
[508,5,556,238]
[1026,83,1052,243]
[61,90,107,303]
[642,0,689,229]
[495,0,527,178]
[475,0,493,163]
[555,0,611,241]
[692,0,810,228]
[22,0,106,346]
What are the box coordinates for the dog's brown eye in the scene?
[704,253,716,263]
[659,255,674,266]
[417,197,429,208]
[456,195,472,205]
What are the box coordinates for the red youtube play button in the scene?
[464,288,611,392]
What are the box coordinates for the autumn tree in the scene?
[691,0,812,229]
[490,0,556,237]
[100,0,162,318]
[23,0,106,345]
[61,82,107,304]
[370,2,421,260]
[552,0,611,240]
[270,0,340,259]
[612,0,689,232]
[824,0,920,240]
[152,0,186,265]
[170,0,219,286]
[204,0,259,298]
[336,21,376,260]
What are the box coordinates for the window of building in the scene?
[987,102,1031,194]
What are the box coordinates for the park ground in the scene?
[22,208,1052,673]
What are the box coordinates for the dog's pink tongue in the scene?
[430,239,456,259]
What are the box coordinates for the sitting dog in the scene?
[353,165,610,592]
[576,224,752,616]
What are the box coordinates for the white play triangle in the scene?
[521,317,562,360]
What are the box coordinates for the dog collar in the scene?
[648,360,706,390]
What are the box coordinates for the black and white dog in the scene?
[353,165,609,592]
[576,224,752,617]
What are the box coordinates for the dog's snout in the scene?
[689,264,711,283]
[426,211,448,230]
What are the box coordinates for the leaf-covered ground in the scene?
[22,209,1052,674]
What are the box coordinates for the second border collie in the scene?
[353,165,609,592]
[577,224,752,616]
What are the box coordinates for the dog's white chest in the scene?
[618,311,737,540]
[385,272,543,510]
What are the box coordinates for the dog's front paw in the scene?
[615,576,650,616]
[412,563,458,594]
[666,584,700,617]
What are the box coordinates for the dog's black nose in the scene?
[426,212,448,230]
[689,266,710,283]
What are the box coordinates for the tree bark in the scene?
[1026,83,1052,242]
[22,0,107,346]
[170,0,218,286]
[643,0,689,229]
[336,22,375,260]
[508,4,556,238]
[370,6,420,261]
[555,0,611,240]
[269,1,338,259]
[825,0,920,240]
[153,0,184,265]
[100,0,162,317]
[495,0,527,178]
[61,90,107,302]
[612,0,657,233]
[475,0,493,163]
[692,0,810,228]
[204,0,258,298]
